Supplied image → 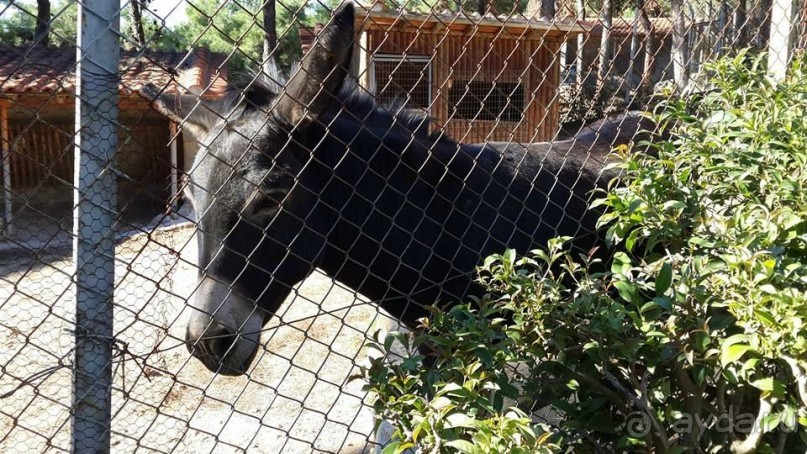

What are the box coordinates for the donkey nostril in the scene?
[205,324,237,360]
[210,333,236,360]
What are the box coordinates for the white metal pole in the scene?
[769,0,795,80]
[72,0,119,451]
[671,0,690,92]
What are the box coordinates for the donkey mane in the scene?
[222,72,445,145]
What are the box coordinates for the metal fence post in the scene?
[769,0,796,80]
[72,1,120,452]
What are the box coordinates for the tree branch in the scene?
[603,368,670,451]
[674,366,704,446]
[131,0,147,48]
[730,397,773,454]
[570,370,630,415]
[716,375,734,445]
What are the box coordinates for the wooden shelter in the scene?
[573,18,674,87]
[0,46,227,233]
[353,6,584,143]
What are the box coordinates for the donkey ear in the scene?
[274,2,354,128]
[139,83,223,138]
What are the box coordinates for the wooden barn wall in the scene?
[117,119,174,214]
[3,115,173,213]
[7,120,74,189]
[363,27,562,143]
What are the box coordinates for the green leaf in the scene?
[412,419,429,443]
[742,358,760,372]
[762,412,782,432]
[614,280,639,304]
[640,301,662,318]
[430,396,452,410]
[625,228,641,253]
[652,296,673,311]
[655,262,673,294]
[663,200,687,212]
[474,347,492,365]
[689,237,715,248]
[503,248,516,265]
[445,412,476,429]
[751,378,786,396]
[583,341,600,351]
[381,441,412,454]
[611,252,632,276]
[721,344,754,366]
[445,440,476,453]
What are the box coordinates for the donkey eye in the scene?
[250,188,288,215]
[262,188,288,202]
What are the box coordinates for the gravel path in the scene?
[0,224,402,453]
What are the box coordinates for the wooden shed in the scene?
[353,6,583,143]
[0,46,227,235]
[570,17,674,87]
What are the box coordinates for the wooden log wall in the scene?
[7,120,74,189]
[9,119,170,198]
[361,26,563,143]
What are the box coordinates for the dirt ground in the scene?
[0,222,404,453]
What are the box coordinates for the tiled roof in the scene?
[0,46,229,97]
[357,7,585,35]
[580,17,674,37]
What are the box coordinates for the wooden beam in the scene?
[169,122,179,210]
[356,12,584,39]
[0,99,12,236]
[357,29,374,92]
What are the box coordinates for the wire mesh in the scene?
[0,0,801,452]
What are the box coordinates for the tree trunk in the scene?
[35,0,50,46]
[477,0,496,15]
[756,0,773,48]
[262,0,278,74]
[734,0,747,47]
[671,0,689,91]
[630,14,640,86]
[542,0,556,19]
[717,0,729,55]
[131,0,147,48]
[597,0,613,94]
[637,0,654,90]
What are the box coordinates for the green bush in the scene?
[361,51,807,453]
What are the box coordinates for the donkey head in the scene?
[141,3,355,375]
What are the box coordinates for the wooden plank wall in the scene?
[362,26,562,143]
[8,120,74,189]
[5,118,171,198]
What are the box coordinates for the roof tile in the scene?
[0,45,229,97]
[580,17,674,37]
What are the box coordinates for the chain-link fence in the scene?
[0,0,801,452]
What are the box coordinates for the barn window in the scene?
[449,81,525,122]
[372,55,432,110]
